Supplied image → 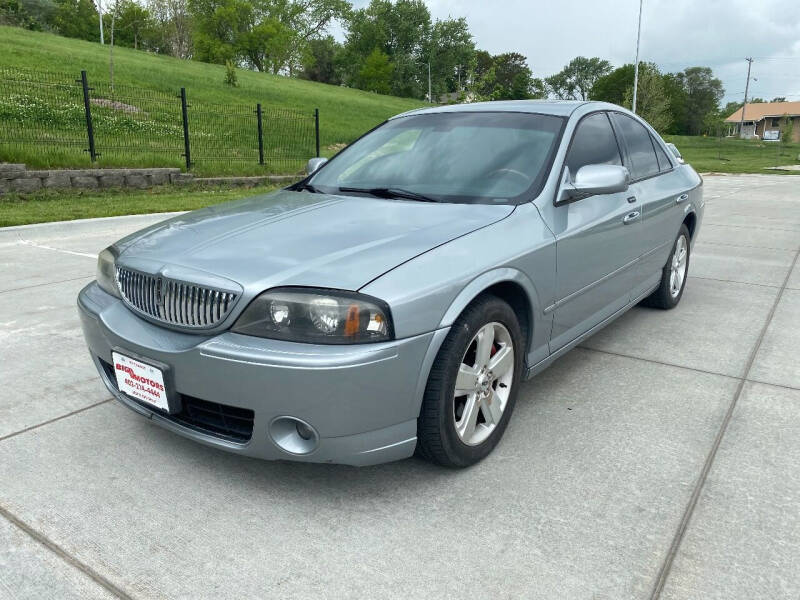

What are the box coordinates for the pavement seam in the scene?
[696,241,799,253]
[0,275,93,295]
[0,399,112,443]
[686,275,782,289]
[577,346,741,381]
[649,245,800,599]
[0,504,133,600]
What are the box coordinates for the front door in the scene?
[549,112,642,351]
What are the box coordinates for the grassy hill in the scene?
[0,26,425,175]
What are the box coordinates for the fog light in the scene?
[296,421,314,440]
[269,416,319,455]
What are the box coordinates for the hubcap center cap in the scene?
[477,371,492,396]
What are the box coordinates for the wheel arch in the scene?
[437,268,541,357]
[683,211,698,239]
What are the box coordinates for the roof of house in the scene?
[725,101,800,122]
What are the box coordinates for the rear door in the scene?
[610,113,687,297]
[549,111,641,352]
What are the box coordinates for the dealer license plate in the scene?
[112,351,170,412]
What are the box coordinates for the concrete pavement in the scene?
[0,175,798,599]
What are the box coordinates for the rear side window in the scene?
[610,113,660,180]
[565,112,622,177]
[652,136,673,172]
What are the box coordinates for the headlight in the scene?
[232,288,394,344]
[96,247,120,298]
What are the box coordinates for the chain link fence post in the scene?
[314,108,320,157]
[179,87,191,170]
[77,70,98,162]
[256,103,264,166]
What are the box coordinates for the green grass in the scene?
[0,183,280,227]
[0,26,425,176]
[664,135,800,174]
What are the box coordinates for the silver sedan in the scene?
[79,100,703,467]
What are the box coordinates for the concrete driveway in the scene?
[1,174,798,600]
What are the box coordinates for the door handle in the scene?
[676,193,689,204]
[627,195,637,204]
[622,211,640,224]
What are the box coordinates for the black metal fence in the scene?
[0,67,319,173]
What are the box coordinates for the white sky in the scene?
[337,0,800,104]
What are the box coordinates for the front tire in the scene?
[416,295,524,468]
[642,224,691,309]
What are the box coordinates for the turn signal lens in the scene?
[233,288,394,344]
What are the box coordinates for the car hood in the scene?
[115,189,515,292]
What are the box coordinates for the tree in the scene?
[342,0,431,97]
[662,72,688,134]
[148,0,191,58]
[114,0,155,49]
[589,64,634,105]
[780,114,794,144]
[680,67,724,135]
[546,56,612,100]
[749,97,765,103]
[622,63,671,132]
[300,35,343,84]
[771,97,787,103]
[358,47,392,94]
[426,16,474,99]
[52,0,100,41]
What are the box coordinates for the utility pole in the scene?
[97,0,104,44]
[739,57,754,138]
[632,0,643,114]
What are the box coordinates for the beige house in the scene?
[725,101,800,142]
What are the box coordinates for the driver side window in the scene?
[565,112,622,178]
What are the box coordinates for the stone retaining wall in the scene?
[0,164,296,194]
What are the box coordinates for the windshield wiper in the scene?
[337,186,440,203]
[294,182,324,193]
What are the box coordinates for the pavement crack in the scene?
[0,504,134,600]
[0,399,112,443]
[17,236,97,259]
[649,245,800,599]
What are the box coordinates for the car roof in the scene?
[391,100,597,119]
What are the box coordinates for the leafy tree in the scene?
[546,56,612,100]
[589,64,634,105]
[1,0,56,30]
[771,97,787,103]
[342,0,431,97]
[52,0,100,41]
[749,97,765,103]
[426,16,474,99]
[780,114,794,144]
[358,47,392,94]
[661,72,688,134]
[300,35,343,84]
[113,0,155,49]
[679,66,724,135]
[622,63,671,132]
[148,0,192,58]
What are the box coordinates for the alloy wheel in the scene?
[669,234,688,298]
[453,322,514,446]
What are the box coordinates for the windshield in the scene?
[309,111,565,204]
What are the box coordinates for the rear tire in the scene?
[416,295,524,468]
[642,224,691,310]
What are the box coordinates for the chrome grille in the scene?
[116,267,237,328]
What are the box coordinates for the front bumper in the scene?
[78,282,446,466]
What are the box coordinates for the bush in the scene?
[224,61,238,87]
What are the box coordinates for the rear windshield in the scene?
[310,112,565,204]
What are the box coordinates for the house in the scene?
[725,101,800,142]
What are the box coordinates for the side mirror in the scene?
[560,164,629,202]
[665,142,684,163]
[306,157,328,175]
